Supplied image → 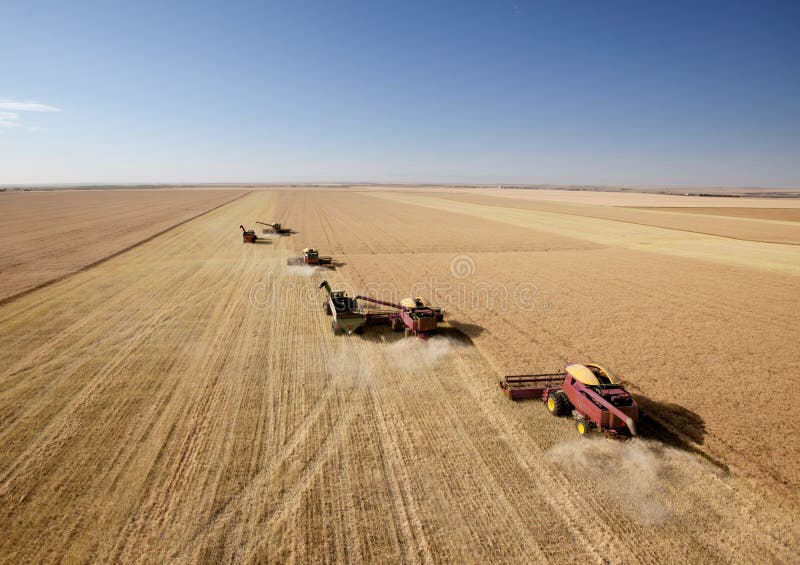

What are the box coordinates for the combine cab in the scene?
[288,248,334,268]
[257,221,291,235]
[499,363,639,438]
[240,225,258,243]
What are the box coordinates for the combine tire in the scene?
[391,318,403,332]
[546,391,570,417]
[575,418,590,436]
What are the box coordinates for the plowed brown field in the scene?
[1,188,798,563]
[0,188,247,302]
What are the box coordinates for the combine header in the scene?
[240,225,258,243]
[319,281,444,337]
[500,363,639,438]
[288,248,334,268]
[257,221,291,235]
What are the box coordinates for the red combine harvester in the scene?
[288,248,334,268]
[356,295,444,338]
[500,363,639,438]
[240,225,258,243]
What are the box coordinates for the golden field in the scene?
[1,187,799,563]
[0,189,247,302]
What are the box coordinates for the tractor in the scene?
[319,280,366,335]
[240,225,258,243]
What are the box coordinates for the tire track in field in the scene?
[174,384,338,558]
[363,382,435,563]
[4,192,276,560]
[108,239,271,558]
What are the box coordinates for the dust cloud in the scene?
[386,336,465,372]
[546,438,702,526]
[286,265,322,277]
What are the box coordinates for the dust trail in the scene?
[326,341,374,386]
[286,265,323,277]
[386,336,465,372]
[546,438,711,526]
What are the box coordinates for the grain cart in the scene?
[288,248,334,268]
[257,221,291,235]
[240,225,258,243]
[319,280,367,334]
[499,363,639,437]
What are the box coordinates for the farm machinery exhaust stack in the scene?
[500,363,639,438]
[319,280,444,337]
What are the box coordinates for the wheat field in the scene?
[1,188,799,563]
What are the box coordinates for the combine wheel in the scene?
[546,391,570,417]
[575,418,590,436]
[391,318,403,332]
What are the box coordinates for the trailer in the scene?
[499,363,639,437]
[319,281,367,334]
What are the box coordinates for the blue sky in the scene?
[1,0,798,186]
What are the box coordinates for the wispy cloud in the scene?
[0,98,60,130]
[0,99,60,112]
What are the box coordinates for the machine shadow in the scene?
[634,395,729,473]
[438,322,486,341]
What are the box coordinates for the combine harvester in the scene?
[500,363,639,438]
[257,221,292,235]
[319,280,444,337]
[288,248,334,268]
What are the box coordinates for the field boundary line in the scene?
[438,193,800,246]
[368,191,800,274]
[0,191,252,308]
